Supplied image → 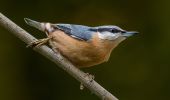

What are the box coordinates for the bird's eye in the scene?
[111,29,120,33]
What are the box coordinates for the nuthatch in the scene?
[24,18,138,68]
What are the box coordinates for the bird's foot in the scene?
[27,36,52,48]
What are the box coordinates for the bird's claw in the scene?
[26,37,52,48]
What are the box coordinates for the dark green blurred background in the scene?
[0,0,170,100]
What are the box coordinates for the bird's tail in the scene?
[24,18,45,32]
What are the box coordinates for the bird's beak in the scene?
[122,31,138,37]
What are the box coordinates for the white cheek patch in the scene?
[98,32,121,40]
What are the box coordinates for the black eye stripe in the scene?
[111,29,120,33]
[121,31,126,33]
[89,27,125,33]
[98,28,112,32]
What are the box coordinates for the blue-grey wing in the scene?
[52,24,95,41]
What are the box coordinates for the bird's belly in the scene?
[48,31,110,68]
[50,40,107,68]
[65,48,106,68]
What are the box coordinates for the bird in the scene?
[24,18,138,68]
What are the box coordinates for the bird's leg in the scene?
[27,36,53,48]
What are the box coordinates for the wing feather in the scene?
[52,24,94,41]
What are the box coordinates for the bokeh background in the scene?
[0,0,170,100]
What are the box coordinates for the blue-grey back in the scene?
[53,24,95,41]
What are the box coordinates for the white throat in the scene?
[97,32,121,40]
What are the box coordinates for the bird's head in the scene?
[90,25,138,40]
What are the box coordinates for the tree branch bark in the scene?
[0,12,118,100]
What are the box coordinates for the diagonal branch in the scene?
[0,12,118,100]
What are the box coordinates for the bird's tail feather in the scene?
[24,18,45,32]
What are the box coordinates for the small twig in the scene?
[0,12,118,100]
